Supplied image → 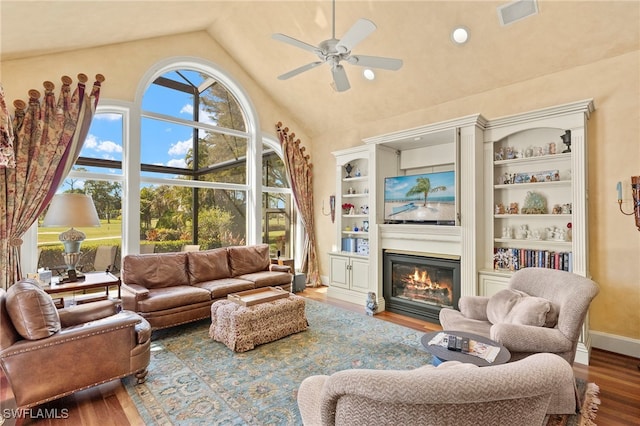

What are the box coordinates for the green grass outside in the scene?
[37,219,123,245]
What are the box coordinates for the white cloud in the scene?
[84,134,98,149]
[180,104,193,115]
[167,158,187,168]
[97,140,122,153]
[83,134,122,154]
[168,138,192,156]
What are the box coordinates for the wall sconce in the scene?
[617,176,640,231]
[322,195,336,223]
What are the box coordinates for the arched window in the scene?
[133,58,294,257]
[32,59,295,273]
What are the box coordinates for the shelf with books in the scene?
[493,247,573,272]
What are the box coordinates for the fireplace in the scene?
[383,250,461,323]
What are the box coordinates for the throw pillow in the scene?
[487,289,557,327]
[6,279,61,340]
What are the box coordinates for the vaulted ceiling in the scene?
[2,1,638,138]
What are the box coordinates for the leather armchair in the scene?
[0,280,151,408]
[440,267,599,364]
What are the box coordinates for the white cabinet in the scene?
[328,253,370,293]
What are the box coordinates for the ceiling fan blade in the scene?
[331,64,350,92]
[277,61,323,80]
[272,33,320,54]
[347,55,403,71]
[335,18,376,54]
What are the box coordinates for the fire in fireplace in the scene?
[383,250,461,323]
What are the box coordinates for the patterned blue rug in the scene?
[124,299,433,425]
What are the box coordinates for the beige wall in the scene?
[2,33,639,343]
[312,51,640,342]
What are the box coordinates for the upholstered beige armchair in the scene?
[440,267,599,364]
[297,353,576,425]
[0,280,151,408]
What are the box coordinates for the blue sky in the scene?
[79,71,219,174]
[384,171,455,200]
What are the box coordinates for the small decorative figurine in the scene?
[354,167,361,177]
[508,202,519,214]
[365,292,378,316]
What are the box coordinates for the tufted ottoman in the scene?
[209,294,308,352]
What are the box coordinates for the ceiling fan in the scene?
[272,0,403,92]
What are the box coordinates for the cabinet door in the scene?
[478,273,509,297]
[329,256,349,289]
[350,258,370,293]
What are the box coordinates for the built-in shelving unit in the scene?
[328,146,373,302]
[480,99,594,364]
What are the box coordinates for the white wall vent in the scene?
[497,0,539,26]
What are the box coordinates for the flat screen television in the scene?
[384,171,456,225]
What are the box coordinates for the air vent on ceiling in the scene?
[497,0,538,26]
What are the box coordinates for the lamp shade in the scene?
[42,193,101,228]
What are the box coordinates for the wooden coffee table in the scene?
[421,330,511,367]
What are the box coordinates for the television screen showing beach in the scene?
[384,171,456,223]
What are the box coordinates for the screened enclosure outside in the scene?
[35,65,295,273]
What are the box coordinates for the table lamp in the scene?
[42,193,101,282]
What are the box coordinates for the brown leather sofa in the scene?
[0,280,151,409]
[121,244,292,330]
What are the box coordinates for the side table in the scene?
[421,330,511,367]
[270,257,294,272]
[44,271,121,308]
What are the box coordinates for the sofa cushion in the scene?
[192,278,254,299]
[122,253,190,288]
[237,271,292,288]
[228,244,270,277]
[487,289,558,327]
[6,279,60,340]
[136,286,212,312]
[187,248,231,283]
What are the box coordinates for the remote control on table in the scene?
[461,337,470,352]
[447,335,457,351]
[455,336,463,351]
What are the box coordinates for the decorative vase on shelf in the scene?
[345,163,353,178]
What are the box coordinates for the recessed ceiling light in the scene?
[451,27,469,45]
[363,69,375,81]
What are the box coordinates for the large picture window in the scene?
[32,61,296,275]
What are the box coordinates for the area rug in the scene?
[124,299,599,425]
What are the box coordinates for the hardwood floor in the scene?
[2,286,638,425]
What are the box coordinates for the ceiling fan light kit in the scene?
[272,0,402,92]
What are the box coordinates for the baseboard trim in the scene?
[591,330,640,358]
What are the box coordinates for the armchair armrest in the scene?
[458,296,490,321]
[269,264,291,274]
[490,323,573,353]
[58,300,119,328]
[2,311,143,357]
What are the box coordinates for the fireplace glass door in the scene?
[383,251,460,323]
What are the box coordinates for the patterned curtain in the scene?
[276,122,321,287]
[0,74,104,289]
